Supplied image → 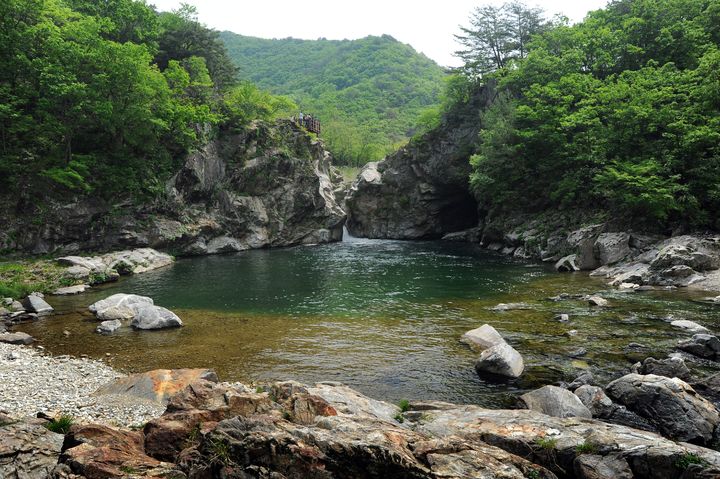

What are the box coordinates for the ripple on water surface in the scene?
[21,240,720,406]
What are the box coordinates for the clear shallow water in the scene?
[21,238,720,407]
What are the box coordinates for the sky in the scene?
[149,0,609,67]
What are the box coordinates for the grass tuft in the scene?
[675,452,709,470]
[534,437,557,450]
[45,414,74,434]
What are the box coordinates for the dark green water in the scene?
[21,237,720,406]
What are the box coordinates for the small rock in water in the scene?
[460,324,505,350]
[474,343,524,379]
[554,313,570,322]
[63,330,71,337]
[51,284,90,296]
[96,320,122,334]
[564,330,578,337]
[21,295,53,314]
[567,347,587,358]
[677,334,720,359]
[489,302,532,311]
[670,319,710,334]
[587,295,609,307]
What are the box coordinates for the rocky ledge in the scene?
[2,339,720,479]
[0,120,345,256]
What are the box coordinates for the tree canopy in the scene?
[0,0,295,199]
[458,0,720,230]
[220,32,447,166]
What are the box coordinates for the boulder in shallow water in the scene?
[474,342,524,379]
[130,304,182,330]
[520,385,592,418]
[670,319,710,334]
[21,295,53,314]
[51,284,90,296]
[555,254,579,272]
[677,333,720,359]
[605,373,720,444]
[631,356,691,381]
[89,293,153,320]
[587,295,608,307]
[460,324,505,350]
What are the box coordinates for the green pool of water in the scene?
[20,238,720,406]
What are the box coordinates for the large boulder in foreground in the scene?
[605,373,720,444]
[0,420,64,479]
[520,385,592,418]
[94,368,218,404]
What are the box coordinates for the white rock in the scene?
[461,324,505,351]
[474,343,524,378]
[671,320,710,334]
[130,304,183,330]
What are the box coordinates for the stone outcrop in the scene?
[0,419,64,479]
[605,373,720,444]
[94,369,219,404]
[345,84,496,240]
[0,121,345,256]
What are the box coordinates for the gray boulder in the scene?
[677,333,720,359]
[651,244,714,272]
[89,293,154,321]
[51,284,90,295]
[474,342,524,379]
[130,304,183,330]
[631,356,691,381]
[594,232,631,265]
[441,227,482,243]
[0,332,34,345]
[95,320,122,334]
[574,385,658,433]
[555,254,579,272]
[587,295,608,307]
[460,324,505,350]
[670,319,710,334]
[520,385,591,418]
[21,295,53,314]
[605,373,720,444]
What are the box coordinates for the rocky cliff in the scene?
[0,121,345,256]
[345,83,496,239]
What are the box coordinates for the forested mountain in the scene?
[220,32,447,165]
[0,0,295,200]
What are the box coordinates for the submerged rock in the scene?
[520,385,592,418]
[95,320,122,334]
[587,295,609,307]
[670,319,710,334]
[605,373,720,444]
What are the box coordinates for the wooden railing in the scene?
[294,116,321,135]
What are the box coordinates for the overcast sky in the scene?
[149,0,609,67]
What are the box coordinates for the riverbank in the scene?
[0,342,165,426]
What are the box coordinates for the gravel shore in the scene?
[0,342,165,426]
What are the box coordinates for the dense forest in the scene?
[450,0,720,230]
[220,32,446,165]
[0,0,295,200]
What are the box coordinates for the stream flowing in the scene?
[21,236,720,407]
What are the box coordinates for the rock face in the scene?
[94,369,219,404]
[605,373,720,444]
[520,385,592,418]
[0,420,64,479]
[0,121,345,256]
[345,84,496,239]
